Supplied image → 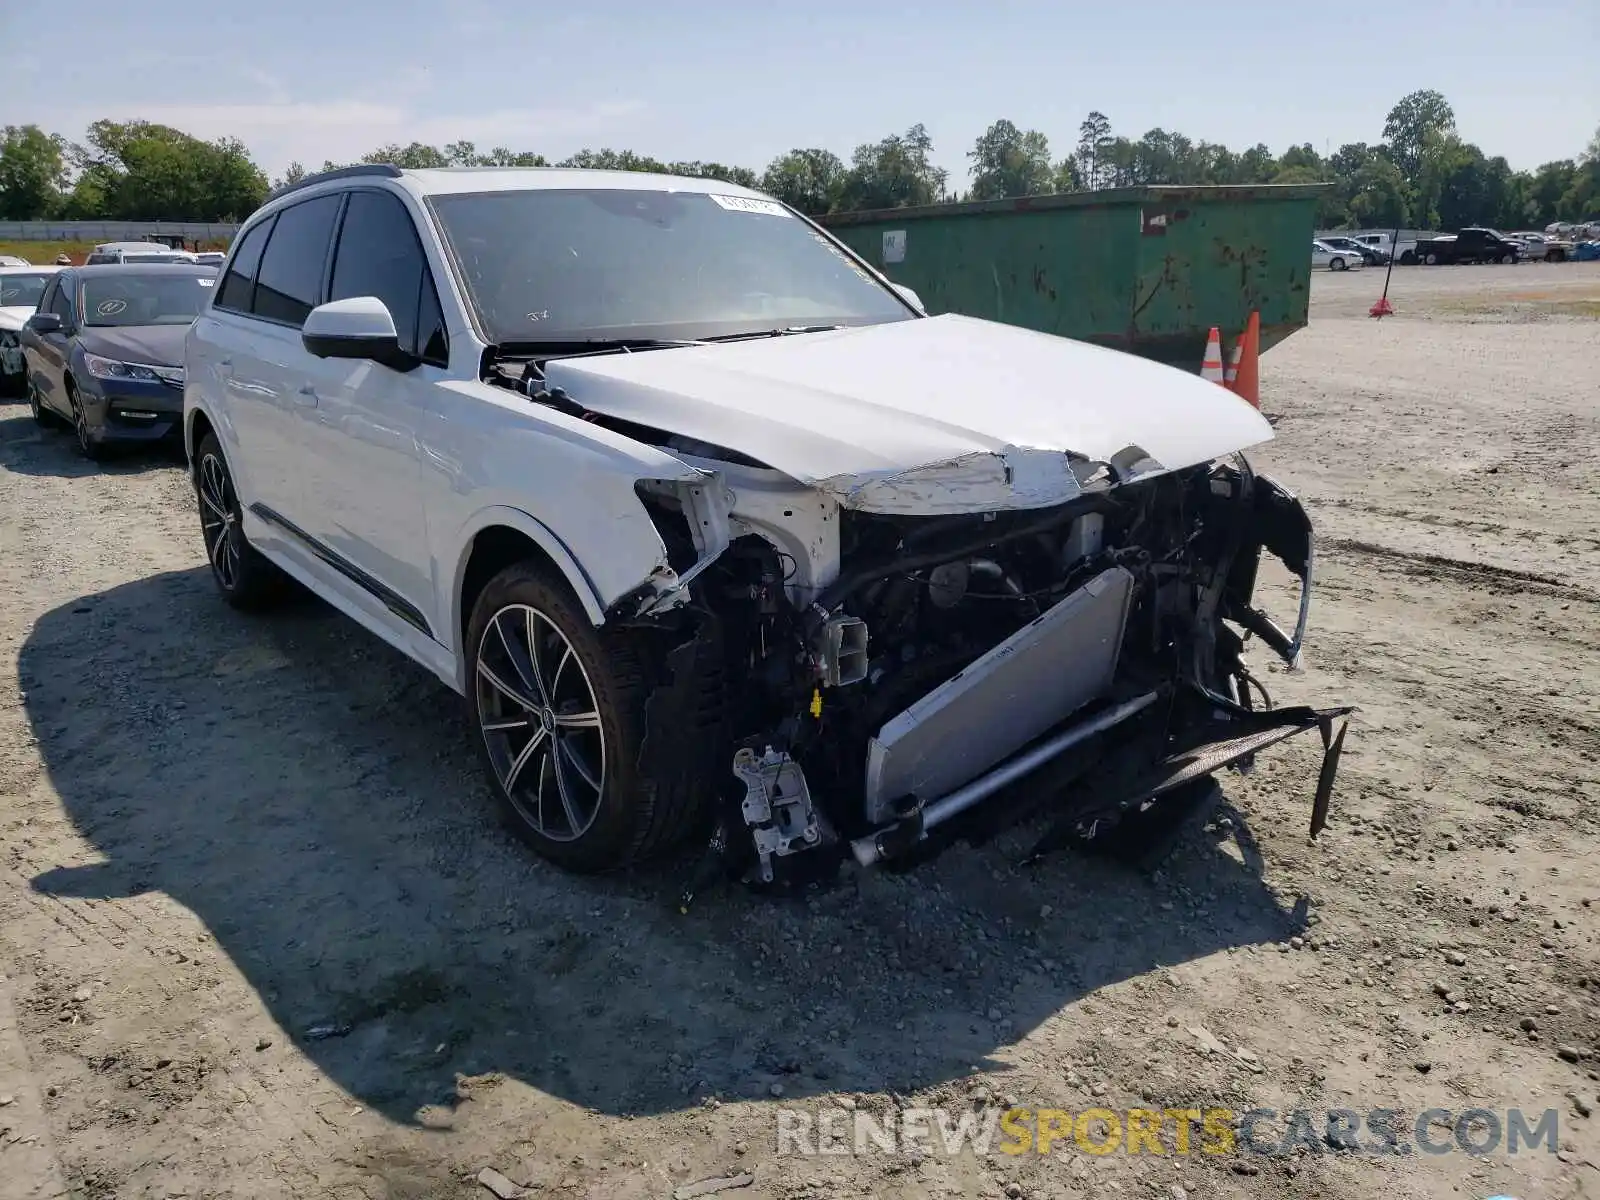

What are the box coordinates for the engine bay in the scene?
[486,349,1348,894]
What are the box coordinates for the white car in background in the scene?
[1512,232,1573,262]
[1312,240,1364,272]
[84,242,201,265]
[194,251,228,268]
[0,265,62,392]
[0,254,32,268]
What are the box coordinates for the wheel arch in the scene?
[449,508,609,691]
[186,406,216,470]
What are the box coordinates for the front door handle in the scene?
[294,385,319,408]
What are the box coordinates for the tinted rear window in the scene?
[216,217,273,313]
[253,194,341,325]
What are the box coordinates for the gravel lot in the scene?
[2,262,1597,1200]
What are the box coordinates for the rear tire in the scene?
[27,380,60,428]
[194,432,288,610]
[465,564,709,873]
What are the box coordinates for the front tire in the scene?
[1424,253,1439,265]
[194,432,286,609]
[465,564,706,873]
[67,384,105,461]
[1329,256,1347,272]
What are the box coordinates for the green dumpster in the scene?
[819,184,1325,370]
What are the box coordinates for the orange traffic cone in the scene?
[1223,339,1242,389]
[1232,311,1261,409]
[1200,326,1225,385]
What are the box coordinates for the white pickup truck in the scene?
[1351,232,1420,265]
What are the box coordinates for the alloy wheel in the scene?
[71,393,91,454]
[475,603,606,842]
[197,452,242,591]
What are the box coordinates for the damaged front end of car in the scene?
[605,441,1351,901]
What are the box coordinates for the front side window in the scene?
[0,273,55,308]
[80,272,215,327]
[49,278,76,324]
[429,187,913,345]
[328,189,448,365]
[253,194,341,326]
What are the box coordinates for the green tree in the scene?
[361,142,450,168]
[558,148,669,172]
[665,160,760,188]
[1075,111,1113,189]
[1232,143,1278,184]
[0,124,68,219]
[838,125,946,211]
[1526,159,1576,224]
[967,119,1053,200]
[1051,158,1082,192]
[1345,158,1409,228]
[1432,141,1492,230]
[479,147,548,167]
[59,174,107,220]
[1555,124,1600,221]
[273,161,307,191]
[760,148,846,214]
[1382,89,1456,182]
[70,120,268,220]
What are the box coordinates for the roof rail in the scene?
[267,163,403,203]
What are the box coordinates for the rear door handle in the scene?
[294,385,319,408]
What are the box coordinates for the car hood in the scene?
[0,305,35,332]
[76,324,187,367]
[545,313,1273,514]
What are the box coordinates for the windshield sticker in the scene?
[196,277,214,286]
[708,194,790,218]
[96,298,128,316]
[526,309,549,322]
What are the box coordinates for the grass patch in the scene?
[0,240,97,265]
[1436,294,1600,320]
[0,237,231,266]
[1538,298,1600,318]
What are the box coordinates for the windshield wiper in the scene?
[494,337,707,358]
[701,325,841,343]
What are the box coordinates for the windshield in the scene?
[0,273,54,307]
[429,188,913,345]
[80,272,215,327]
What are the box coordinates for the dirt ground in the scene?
[2,262,1597,1200]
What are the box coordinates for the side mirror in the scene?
[301,297,418,372]
[27,312,62,335]
[891,283,926,314]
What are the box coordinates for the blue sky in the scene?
[10,0,1597,181]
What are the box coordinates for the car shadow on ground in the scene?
[0,408,186,475]
[21,567,1309,1125]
